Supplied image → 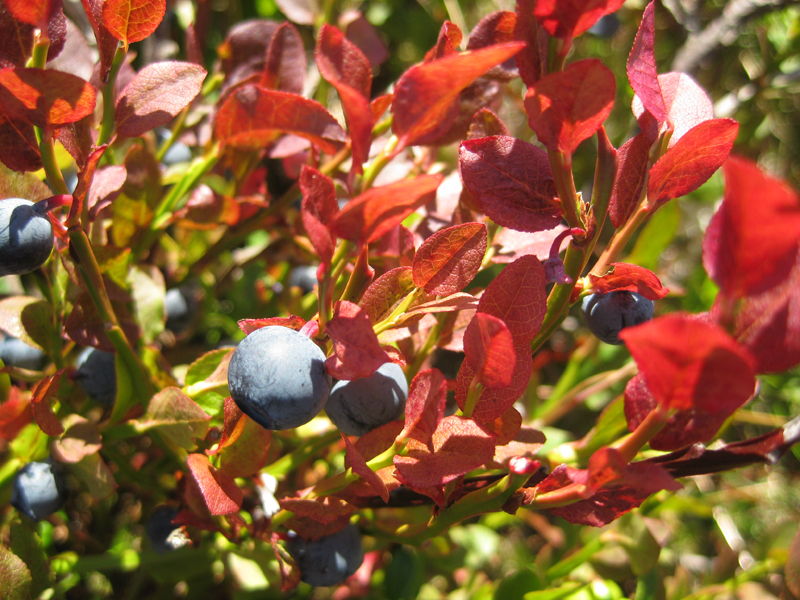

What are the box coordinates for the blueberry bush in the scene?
[1,0,800,598]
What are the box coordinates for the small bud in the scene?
[509,456,540,476]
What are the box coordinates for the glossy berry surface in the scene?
[0,336,46,370]
[146,505,189,554]
[0,198,54,277]
[227,326,331,430]
[325,361,408,436]
[286,524,364,587]
[11,461,67,521]
[582,291,655,345]
[75,348,117,406]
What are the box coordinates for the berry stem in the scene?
[97,45,127,148]
[613,402,669,463]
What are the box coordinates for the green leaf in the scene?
[69,453,117,499]
[0,162,51,202]
[183,348,233,417]
[523,583,586,600]
[9,522,54,598]
[108,353,136,425]
[0,544,32,600]
[384,547,425,600]
[626,201,680,271]
[0,296,55,353]
[494,569,543,600]
[128,265,166,344]
[132,387,211,451]
[10,423,49,462]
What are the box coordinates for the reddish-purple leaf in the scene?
[360,267,415,323]
[477,255,547,344]
[459,136,561,233]
[262,22,306,94]
[489,424,546,469]
[0,67,96,128]
[392,42,525,150]
[87,165,127,220]
[534,0,625,39]
[0,2,66,67]
[325,301,390,380]
[69,145,107,225]
[0,110,40,171]
[633,72,713,145]
[524,59,615,155]
[627,2,666,123]
[514,0,546,87]
[279,496,356,525]
[401,368,447,450]
[620,313,756,414]
[491,226,568,264]
[80,0,118,82]
[608,133,650,228]
[238,316,306,335]
[31,370,64,436]
[624,371,736,450]
[463,313,516,389]
[207,397,242,456]
[412,223,487,295]
[703,156,800,301]
[115,61,206,138]
[330,174,443,246]
[393,416,496,487]
[102,0,166,46]
[455,341,532,423]
[186,453,242,516]
[300,166,338,263]
[341,434,389,503]
[648,118,738,206]
[729,251,800,374]
[316,24,372,173]
[214,85,346,155]
[589,263,668,300]
[467,12,518,80]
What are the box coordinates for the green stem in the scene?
[613,403,668,463]
[67,227,152,405]
[264,430,340,478]
[38,128,69,194]
[373,288,423,335]
[549,151,583,230]
[360,136,398,193]
[155,107,188,163]
[461,376,483,418]
[97,45,126,148]
[590,204,651,277]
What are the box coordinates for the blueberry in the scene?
[75,347,117,406]
[0,336,46,370]
[227,326,332,430]
[581,291,655,345]
[325,362,408,436]
[0,198,54,277]
[11,460,67,521]
[286,524,364,587]
[164,287,196,332]
[288,265,318,294]
[162,141,192,166]
[146,505,189,554]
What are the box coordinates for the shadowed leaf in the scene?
[300,166,338,263]
[401,369,447,450]
[325,301,390,380]
[609,133,649,228]
[342,434,389,502]
[464,314,516,389]
[263,22,306,94]
[0,67,96,128]
[31,370,64,436]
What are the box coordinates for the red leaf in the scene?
[608,133,649,228]
[401,369,447,450]
[325,301,390,380]
[481,407,522,445]
[69,145,107,225]
[730,251,800,374]
[80,0,118,82]
[102,0,165,46]
[424,21,462,62]
[341,434,389,503]
[115,61,206,138]
[633,72,714,145]
[619,313,756,414]
[467,12,518,80]
[489,425,546,469]
[4,0,59,27]
[330,174,443,246]
[477,255,547,344]
[624,371,735,451]
[626,2,666,123]
[300,166,338,263]
[352,420,404,463]
[263,22,306,94]
[467,108,509,140]
[279,495,356,525]
[214,85,346,155]
[31,370,65,436]
[360,267,415,323]
[459,136,561,233]
[514,0,546,87]
[648,118,738,206]
[238,316,306,335]
[186,453,242,515]
[0,387,31,440]
[316,24,372,173]
[703,156,800,300]
[0,67,96,128]
[392,42,524,150]
[209,397,243,455]
[0,110,40,171]
[524,59,615,155]
[87,165,127,220]
[534,0,625,39]
[393,416,496,487]
[463,314,516,389]
[589,263,668,300]
[218,414,272,478]
[412,223,487,295]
